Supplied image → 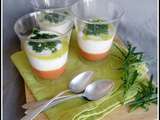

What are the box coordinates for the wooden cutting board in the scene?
[24,36,157,120]
[25,86,157,120]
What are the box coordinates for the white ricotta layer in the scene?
[27,52,68,71]
[77,32,114,54]
[38,20,72,34]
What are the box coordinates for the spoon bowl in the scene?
[83,80,114,100]
[69,71,94,93]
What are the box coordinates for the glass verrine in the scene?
[71,0,124,61]
[14,11,73,80]
[30,0,79,11]
[30,0,78,33]
[35,9,73,34]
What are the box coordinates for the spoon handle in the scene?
[24,95,73,115]
[22,100,48,110]
[42,94,83,109]
[21,94,82,120]
[22,90,70,110]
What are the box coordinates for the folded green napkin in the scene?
[11,31,138,120]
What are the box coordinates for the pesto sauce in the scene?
[28,28,61,53]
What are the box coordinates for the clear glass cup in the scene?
[71,0,124,61]
[30,0,79,33]
[30,0,79,11]
[31,0,78,32]
[14,11,73,80]
[34,9,73,34]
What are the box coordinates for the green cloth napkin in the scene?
[11,31,137,120]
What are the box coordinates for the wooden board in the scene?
[25,86,157,120]
[24,36,157,120]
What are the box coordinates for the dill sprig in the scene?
[114,41,157,112]
[114,42,144,95]
[128,75,157,112]
[114,41,144,70]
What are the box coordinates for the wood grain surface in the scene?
[25,86,157,120]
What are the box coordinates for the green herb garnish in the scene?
[128,75,157,112]
[114,41,157,112]
[114,42,144,95]
[83,19,109,35]
[30,28,57,39]
[44,12,66,23]
[28,28,61,53]
[63,11,69,15]
[28,40,61,53]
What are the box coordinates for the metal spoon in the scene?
[21,80,114,120]
[22,71,94,110]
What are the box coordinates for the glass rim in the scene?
[14,10,73,42]
[71,1,125,24]
[31,0,80,11]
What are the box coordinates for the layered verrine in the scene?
[76,19,115,61]
[71,0,124,61]
[14,11,73,79]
